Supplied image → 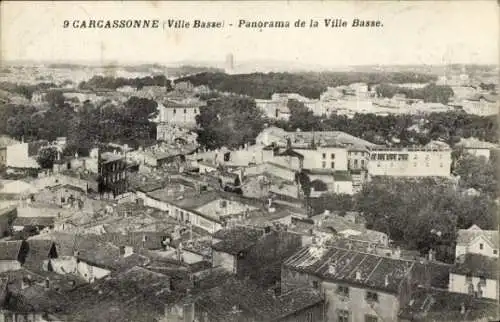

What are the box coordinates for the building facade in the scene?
[368,147,452,177]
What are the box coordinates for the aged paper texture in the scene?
[0,1,498,322]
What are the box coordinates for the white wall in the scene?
[300,147,348,171]
[368,150,452,177]
[212,250,236,273]
[6,143,29,167]
[450,273,497,300]
[465,148,491,161]
[77,261,111,282]
[0,260,21,273]
[136,191,222,234]
[159,105,199,127]
[333,181,354,195]
[456,236,499,259]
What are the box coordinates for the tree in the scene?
[454,154,497,196]
[355,177,496,263]
[310,193,354,215]
[295,170,312,215]
[37,147,58,169]
[196,96,264,149]
[287,99,318,131]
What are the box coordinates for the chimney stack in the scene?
[44,278,50,290]
[384,275,389,287]
[355,271,362,281]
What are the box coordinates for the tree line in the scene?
[272,100,498,147]
[78,75,172,91]
[0,82,57,100]
[375,83,454,104]
[310,173,497,263]
[0,93,158,157]
[177,71,437,99]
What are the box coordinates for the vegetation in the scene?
[37,147,58,169]
[177,72,437,99]
[375,83,454,104]
[79,75,172,91]
[195,96,264,150]
[0,96,158,156]
[0,82,56,100]
[272,111,498,146]
[356,177,496,263]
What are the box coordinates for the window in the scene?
[365,315,378,322]
[480,276,487,286]
[414,154,418,160]
[377,154,386,161]
[387,154,396,161]
[312,280,319,289]
[322,153,326,159]
[337,285,349,297]
[338,310,349,322]
[331,153,335,159]
[494,250,498,255]
[306,311,314,322]
[366,291,378,302]
[480,243,484,250]
[183,108,187,114]
[398,154,409,161]
[354,159,358,167]
[361,160,365,167]
[371,154,377,160]
[322,161,326,168]
[466,274,473,283]
[173,108,176,114]
[331,162,335,168]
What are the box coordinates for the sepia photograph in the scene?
[0,1,498,321]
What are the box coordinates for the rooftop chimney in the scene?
[384,275,389,287]
[355,271,362,281]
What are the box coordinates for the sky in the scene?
[1,1,498,67]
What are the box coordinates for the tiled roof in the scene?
[50,266,179,322]
[23,240,55,271]
[283,245,415,294]
[456,225,498,247]
[399,288,497,321]
[212,226,265,255]
[196,277,322,320]
[13,216,55,227]
[0,240,23,261]
[452,254,498,280]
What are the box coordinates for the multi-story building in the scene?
[449,254,498,300]
[156,100,205,132]
[461,94,498,116]
[455,137,498,161]
[255,99,291,121]
[455,225,498,259]
[282,244,425,322]
[367,146,452,178]
[98,151,128,197]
